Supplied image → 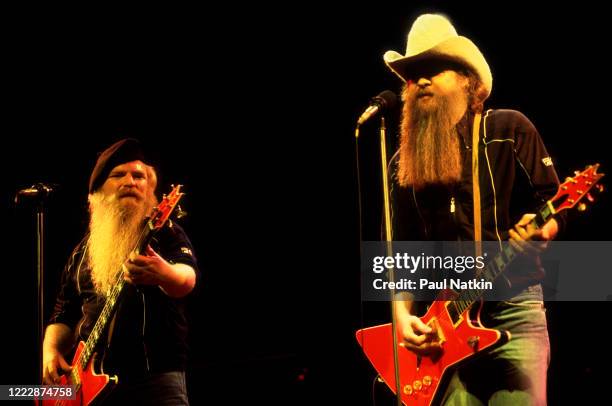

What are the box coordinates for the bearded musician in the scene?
[42,138,198,405]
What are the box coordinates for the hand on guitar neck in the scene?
[509,213,559,259]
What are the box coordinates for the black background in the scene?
[3,2,611,405]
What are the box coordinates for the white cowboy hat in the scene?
[384,14,492,99]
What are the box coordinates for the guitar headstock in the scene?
[149,184,185,230]
[550,164,604,213]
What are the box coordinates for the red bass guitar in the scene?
[356,164,604,405]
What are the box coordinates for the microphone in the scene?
[15,183,57,204]
[356,90,398,126]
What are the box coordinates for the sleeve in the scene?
[48,241,86,329]
[512,111,566,232]
[151,221,200,288]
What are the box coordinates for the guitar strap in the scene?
[472,112,483,257]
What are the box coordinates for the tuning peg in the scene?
[586,193,594,202]
[596,184,605,193]
[175,204,187,219]
[578,203,587,212]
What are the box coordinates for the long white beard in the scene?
[87,193,148,296]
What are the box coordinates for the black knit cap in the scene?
[88,138,148,193]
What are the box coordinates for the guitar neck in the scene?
[448,200,555,317]
[76,219,156,369]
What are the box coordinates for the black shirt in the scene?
[390,109,563,284]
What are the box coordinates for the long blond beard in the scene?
[397,84,468,189]
[87,192,153,295]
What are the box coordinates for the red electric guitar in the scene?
[356,164,604,406]
[38,185,185,406]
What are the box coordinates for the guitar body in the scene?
[356,299,509,406]
[39,341,117,406]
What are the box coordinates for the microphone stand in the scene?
[36,199,45,384]
[15,186,50,384]
[355,117,402,406]
[377,117,403,406]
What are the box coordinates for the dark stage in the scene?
[3,2,611,405]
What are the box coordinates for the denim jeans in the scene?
[441,284,550,405]
[102,370,189,405]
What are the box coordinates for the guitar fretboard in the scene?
[76,221,154,369]
[446,202,554,324]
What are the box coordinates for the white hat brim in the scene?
[384,36,492,98]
